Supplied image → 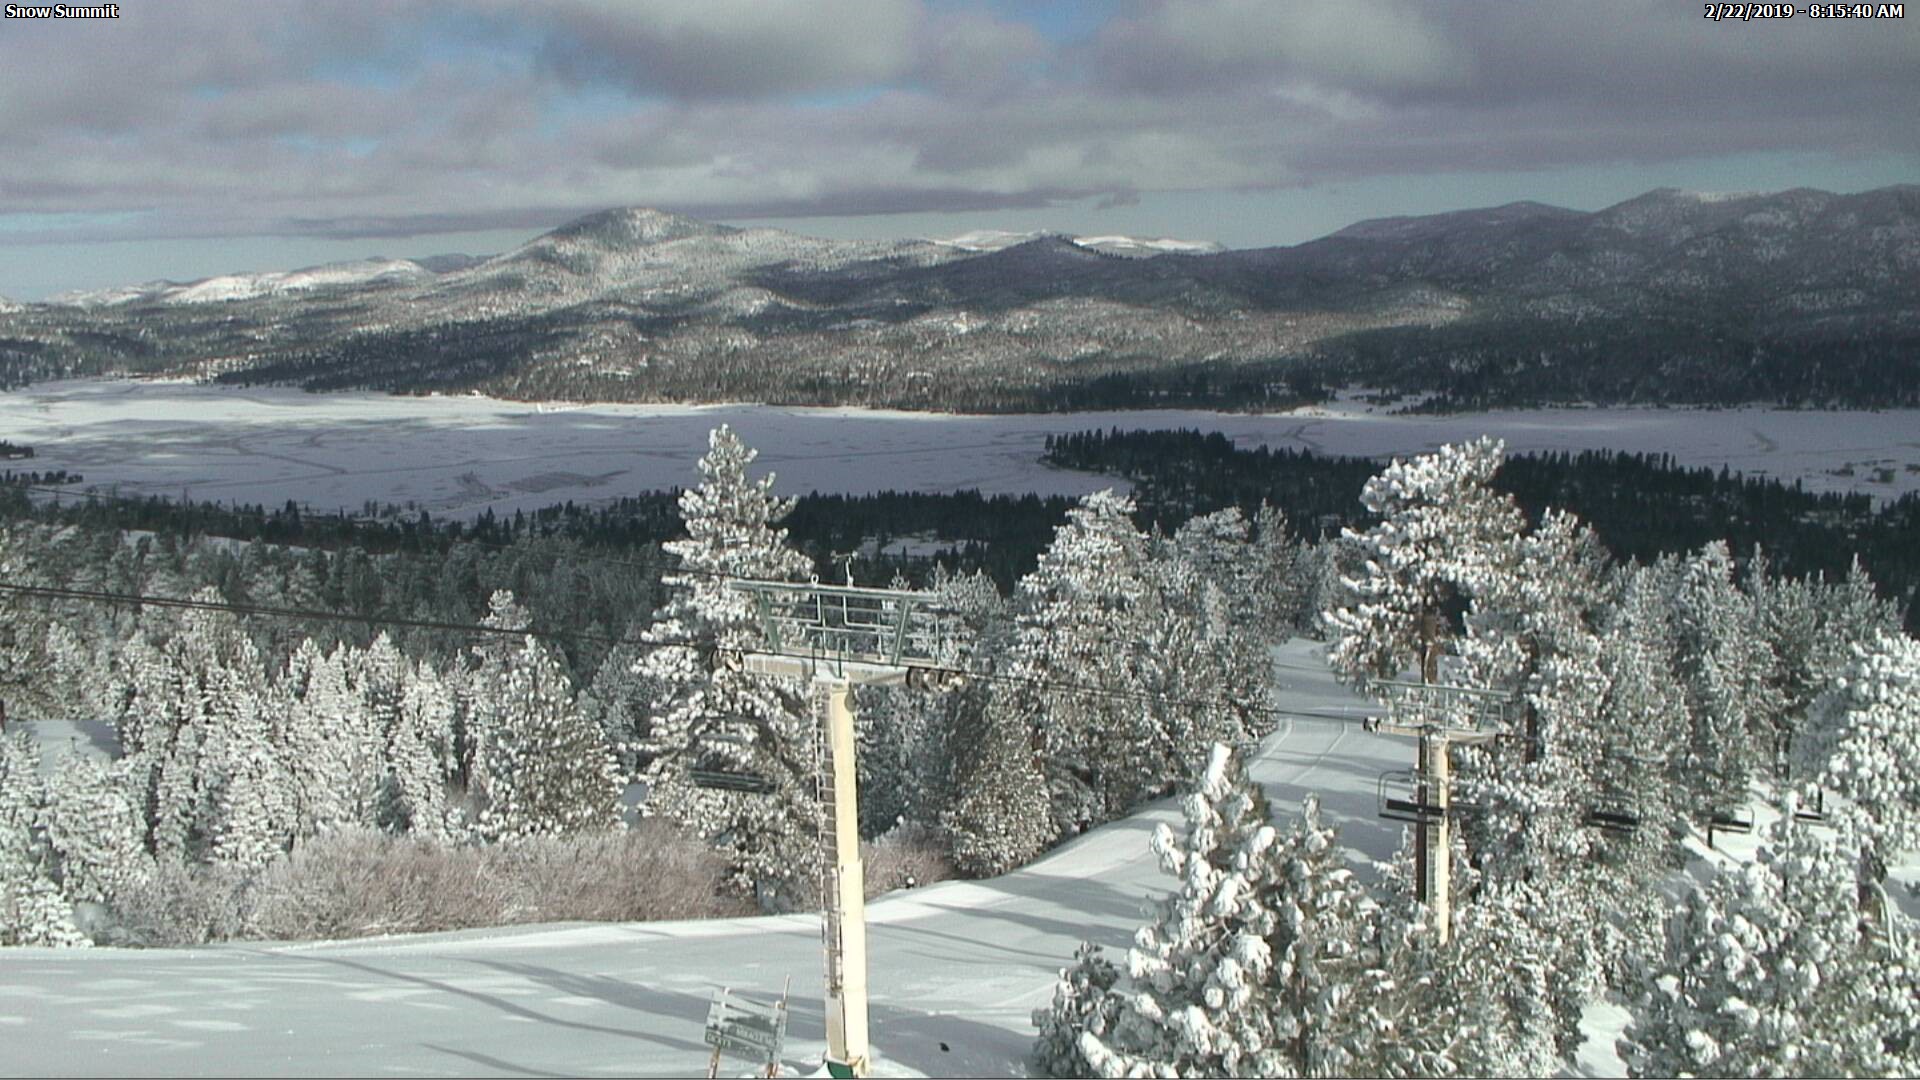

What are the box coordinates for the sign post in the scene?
[703,984,790,1079]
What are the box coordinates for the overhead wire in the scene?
[0,578,1379,730]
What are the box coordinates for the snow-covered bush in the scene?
[1619,816,1920,1078]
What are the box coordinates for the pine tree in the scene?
[1030,943,1123,1079]
[1591,566,1692,971]
[44,756,151,907]
[1052,751,1385,1079]
[1260,793,1383,1077]
[1796,630,1920,881]
[369,639,456,842]
[277,638,364,838]
[1324,437,1524,686]
[638,426,816,906]
[1008,489,1159,834]
[465,601,622,841]
[1671,543,1764,832]
[1087,745,1292,1077]
[578,630,661,779]
[0,733,87,947]
[1249,503,1306,640]
[115,593,284,863]
[1619,816,1920,1077]
[945,690,1052,877]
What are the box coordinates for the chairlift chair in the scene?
[1584,805,1639,834]
[1705,807,1756,850]
[1584,756,1646,834]
[688,730,774,795]
[1709,809,1755,834]
[1377,770,1446,823]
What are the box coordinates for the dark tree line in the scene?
[1045,428,1920,630]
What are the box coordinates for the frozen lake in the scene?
[2,380,1916,520]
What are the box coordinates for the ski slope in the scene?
[0,642,1412,1078]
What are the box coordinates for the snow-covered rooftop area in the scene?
[1,381,1915,521]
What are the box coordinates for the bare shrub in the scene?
[111,858,260,947]
[239,822,747,942]
[496,821,751,924]
[250,829,511,940]
[861,823,957,900]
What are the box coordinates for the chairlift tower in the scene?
[710,579,968,1079]
[1365,678,1517,944]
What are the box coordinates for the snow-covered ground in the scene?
[0,641,1412,1078]
[2,381,1916,522]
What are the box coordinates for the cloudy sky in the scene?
[0,0,1914,298]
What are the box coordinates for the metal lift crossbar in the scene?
[726,580,964,672]
[1364,680,1517,743]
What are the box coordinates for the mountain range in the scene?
[1,185,1914,411]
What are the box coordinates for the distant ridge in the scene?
[5,184,1916,412]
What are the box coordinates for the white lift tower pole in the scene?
[720,579,968,1079]
[1367,679,1516,944]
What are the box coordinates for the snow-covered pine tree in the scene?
[0,733,87,947]
[206,650,295,870]
[1448,509,1615,1055]
[1590,566,1692,971]
[1324,437,1525,687]
[1796,630,1920,882]
[578,629,661,780]
[1139,552,1268,789]
[1671,542,1766,834]
[638,426,816,907]
[1259,793,1385,1077]
[1006,489,1159,834]
[277,638,364,839]
[115,592,283,863]
[1810,557,1902,692]
[464,592,622,841]
[1076,744,1288,1077]
[44,755,151,909]
[1030,942,1123,1079]
[945,689,1052,877]
[357,635,455,841]
[1169,508,1261,632]
[1249,503,1306,641]
[1619,815,1920,1077]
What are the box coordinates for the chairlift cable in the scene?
[0,579,1382,731]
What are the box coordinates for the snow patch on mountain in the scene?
[50,258,431,307]
[165,258,431,304]
[1073,234,1224,256]
[928,229,1222,256]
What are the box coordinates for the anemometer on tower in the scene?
[693,578,968,1079]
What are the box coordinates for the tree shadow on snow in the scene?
[261,951,712,1059]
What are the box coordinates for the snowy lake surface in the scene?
[2,379,1916,520]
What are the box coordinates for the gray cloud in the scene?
[527,0,922,100]
[0,0,1912,258]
